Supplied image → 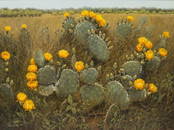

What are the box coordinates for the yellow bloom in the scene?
[99,19,106,27]
[44,52,53,61]
[148,83,158,93]
[23,99,35,111]
[135,43,144,52]
[158,48,168,57]
[4,26,11,32]
[145,50,154,60]
[138,37,148,45]
[21,24,27,29]
[89,11,96,18]
[30,58,35,65]
[95,14,103,22]
[1,51,11,61]
[26,72,37,81]
[134,78,145,90]
[27,65,38,72]
[58,49,69,58]
[162,31,170,38]
[27,80,38,89]
[74,61,85,72]
[127,16,134,22]
[16,92,27,103]
[64,12,70,17]
[144,41,153,49]
[81,10,89,17]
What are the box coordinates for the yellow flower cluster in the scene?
[4,26,11,32]
[127,16,134,22]
[26,58,38,90]
[58,49,69,59]
[16,92,35,111]
[44,52,53,61]
[74,61,85,72]
[0,51,11,61]
[80,10,106,27]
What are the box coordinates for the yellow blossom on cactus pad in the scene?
[134,78,145,90]
[64,12,70,17]
[30,58,35,65]
[158,48,168,57]
[4,26,11,32]
[44,52,53,61]
[144,41,153,49]
[1,51,11,61]
[81,10,89,17]
[58,49,69,58]
[99,19,106,27]
[74,61,85,72]
[145,50,154,60]
[127,16,134,22]
[23,99,35,111]
[27,64,38,72]
[95,14,103,22]
[135,43,144,52]
[16,92,27,103]
[148,83,158,93]
[26,72,37,81]
[89,11,96,18]
[162,31,170,38]
[138,37,148,45]
[27,80,38,89]
[21,24,27,29]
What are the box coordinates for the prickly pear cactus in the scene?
[121,60,143,77]
[116,20,133,38]
[38,84,55,96]
[144,56,161,72]
[105,81,130,110]
[56,69,79,97]
[80,84,105,111]
[87,34,110,62]
[34,50,45,68]
[63,17,76,31]
[80,68,98,84]
[74,21,96,45]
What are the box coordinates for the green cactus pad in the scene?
[34,50,45,68]
[144,56,161,72]
[63,17,76,31]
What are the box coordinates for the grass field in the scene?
[0,12,174,130]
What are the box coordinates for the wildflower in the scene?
[44,52,53,61]
[135,43,144,52]
[144,41,153,49]
[4,26,11,32]
[27,65,38,72]
[81,10,89,17]
[58,49,69,58]
[134,78,145,90]
[16,92,27,103]
[74,61,85,72]
[21,24,27,29]
[95,14,103,22]
[138,37,148,45]
[64,12,70,17]
[30,58,35,65]
[23,99,35,111]
[127,16,134,22]
[89,11,96,18]
[148,83,158,93]
[145,50,154,60]
[26,72,37,81]
[1,51,11,61]
[162,31,170,38]
[99,19,106,27]
[27,80,38,89]
[158,48,168,57]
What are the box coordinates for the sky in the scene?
[0,0,174,9]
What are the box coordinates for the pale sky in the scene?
[0,0,174,9]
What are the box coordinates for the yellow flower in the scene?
[135,43,144,52]
[95,14,103,22]
[162,31,170,38]
[138,37,148,45]
[23,99,35,111]
[44,52,53,61]
[89,11,96,18]
[144,41,153,49]
[16,92,27,103]
[158,48,168,57]
[127,16,134,22]
[27,80,38,89]
[21,24,27,29]
[81,10,89,17]
[99,19,106,27]
[30,58,35,65]
[1,51,11,61]
[145,50,154,60]
[148,83,158,93]
[58,49,69,58]
[26,72,37,81]
[4,26,11,32]
[134,78,145,90]
[27,65,38,72]
[64,12,70,17]
[74,61,85,72]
